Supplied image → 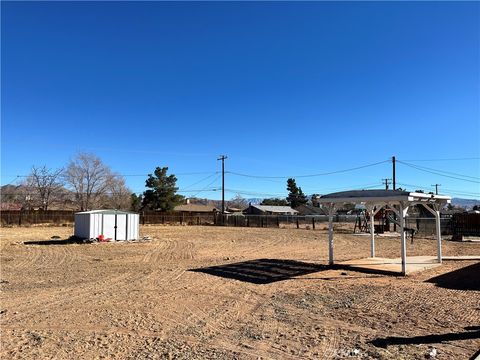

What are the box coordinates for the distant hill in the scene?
[451,197,480,210]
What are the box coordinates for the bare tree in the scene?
[228,193,249,210]
[24,166,64,210]
[64,153,116,211]
[103,175,132,210]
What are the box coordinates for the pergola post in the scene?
[366,205,376,257]
[328,203,335,265]
[398,202,409,276]
[418,203,443,264]
[435,209,442,263]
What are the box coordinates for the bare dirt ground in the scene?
[1,225,479,359]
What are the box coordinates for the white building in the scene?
[74,210,139,241]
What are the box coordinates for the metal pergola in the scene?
[317,190,451,275]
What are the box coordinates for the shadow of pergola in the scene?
[190,258,328,284]
[369,327,480,348]
[426,262,480,291]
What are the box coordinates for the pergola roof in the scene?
[318,189,451,205]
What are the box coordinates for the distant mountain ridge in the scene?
[451,197,480,210]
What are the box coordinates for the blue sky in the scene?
[2,1,479,199]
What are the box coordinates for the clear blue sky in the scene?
[2,1,479,199]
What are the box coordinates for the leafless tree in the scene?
[228,194,249,210]
[24,166,65,210]
[64,153,116,211]
[103,175,131,210]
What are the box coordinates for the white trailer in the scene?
[74,210,139,241]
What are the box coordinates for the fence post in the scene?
[265,216,268,228]
[247,217,250,227]
[312,217,315,230]
[296,217,299,229]
[277,216,279,228]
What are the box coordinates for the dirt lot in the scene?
[1,225,479,359]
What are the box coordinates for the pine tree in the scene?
[142,167,184,211]
[286,178,308,208]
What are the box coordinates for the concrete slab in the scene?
[443,256,480,261]
[339,256,441,275]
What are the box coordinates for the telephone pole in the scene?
[382,178,392,190]
[217,155,227,214]
[431,183,441,195]
[392,156,396,191]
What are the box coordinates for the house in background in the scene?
[173,203,219,215]
[243,204,298,215]
[294,204,326,216]
[226,206,246,214]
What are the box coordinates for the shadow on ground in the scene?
[369,327,480,348]
[24,237,90,246]
[426,262,480,291]
[191,258,408,284]
[190,258,328,284]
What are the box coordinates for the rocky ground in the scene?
[1,225,479,359]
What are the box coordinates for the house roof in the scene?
[295,204,326,215]
[174,204,218,212]
[251,205,298,213]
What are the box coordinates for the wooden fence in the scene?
[2,210,477,237]
[451,213,480,237]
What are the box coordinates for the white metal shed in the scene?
[74,210,139,241]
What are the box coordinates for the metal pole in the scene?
[392,156,397,231]
[328,204,335,265]
[369,208,375,257]
[399,203,407,276]
[435,209,442,263]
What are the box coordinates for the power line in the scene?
[398,161,480,183]
[191,174,222,198]
[396,182,480,197]
[181,172,220,191]
[399,157,480,162]
[399,161,480,180]
[227,160,389,179]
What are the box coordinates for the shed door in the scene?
[102,214,116,240]
[116,215,126,240]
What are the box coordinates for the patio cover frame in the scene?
[317,190,451,275]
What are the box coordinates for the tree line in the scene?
[5,152,315,212]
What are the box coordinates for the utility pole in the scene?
[431,184,441,195]
[217,155,227,214]
[392,156,396,191]
[382,178,392,190]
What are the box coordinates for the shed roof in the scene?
[76,209,138,215]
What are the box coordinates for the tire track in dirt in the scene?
[1,271,134,324]
[6,246,42,270]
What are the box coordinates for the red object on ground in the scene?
[98,235,105,241]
